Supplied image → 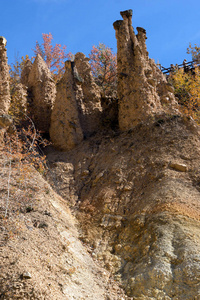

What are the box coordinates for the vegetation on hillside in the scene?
[168,44,200,123]
[89,42,117,96]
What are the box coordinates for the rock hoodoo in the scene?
[0,36,12,143]
[22,54,56,134]
[113,10,179,131]
[0,36,10,114]
[74,52,102,137]
[50,53,103,150]
[50,60,84,151]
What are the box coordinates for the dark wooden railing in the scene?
[160,60,200,75]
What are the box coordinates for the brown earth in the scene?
[46,114,200,299]
[1,110,200,300]
[0,150,127,299]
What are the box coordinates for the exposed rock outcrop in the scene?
[50,61,84,151]
[113,10,179,131]
[22,54,56,134]
[74,52,102,137]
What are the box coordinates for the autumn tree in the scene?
[187,43,200,63]
[33,33,71,81]
[169,66,200,122]
[9,55,31,122]
[9,55,31,89]
[89,43,117,96]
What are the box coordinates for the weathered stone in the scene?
[169,162,187,172]
[0,36,10,113]
[0,36,7,46]
[0,113,12,128]
[25,54,56,133]
[74,52,102,137]
[113,10,179,131]
[22,271,32,279]
[50,60,83,151]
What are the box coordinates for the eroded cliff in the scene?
[47,114,200,299]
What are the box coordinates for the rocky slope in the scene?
[46,114,200,299]
[0,151,126,299]
[1,114,200,299]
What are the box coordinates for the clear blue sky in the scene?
[1,0,200,68]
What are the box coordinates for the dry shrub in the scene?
[0,116,49,242]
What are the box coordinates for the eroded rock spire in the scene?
[113,10,179,131]
[74,52,102,137]
[22,54,56,133]
[0,36,10,113]
[50,60,84,151]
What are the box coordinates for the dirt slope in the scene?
[1,114,200,299]
[0,154,126,299]
[46,115,200,299]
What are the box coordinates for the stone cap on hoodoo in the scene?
[0,36,7,46]
[113,9,133,30]
[120,9,133,18]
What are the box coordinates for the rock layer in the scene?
[113,10,179,131]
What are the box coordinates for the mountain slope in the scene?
[46,114,200,299]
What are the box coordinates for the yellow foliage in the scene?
[169,66,200,123]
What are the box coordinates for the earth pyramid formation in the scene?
[18,10,181,150]
[21,54,57,134]
[113,9,179,131]
[0,36,12,143]
[0,36,10,114]
[50,53,102,151]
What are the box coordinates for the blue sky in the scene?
[1,0,200,68]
